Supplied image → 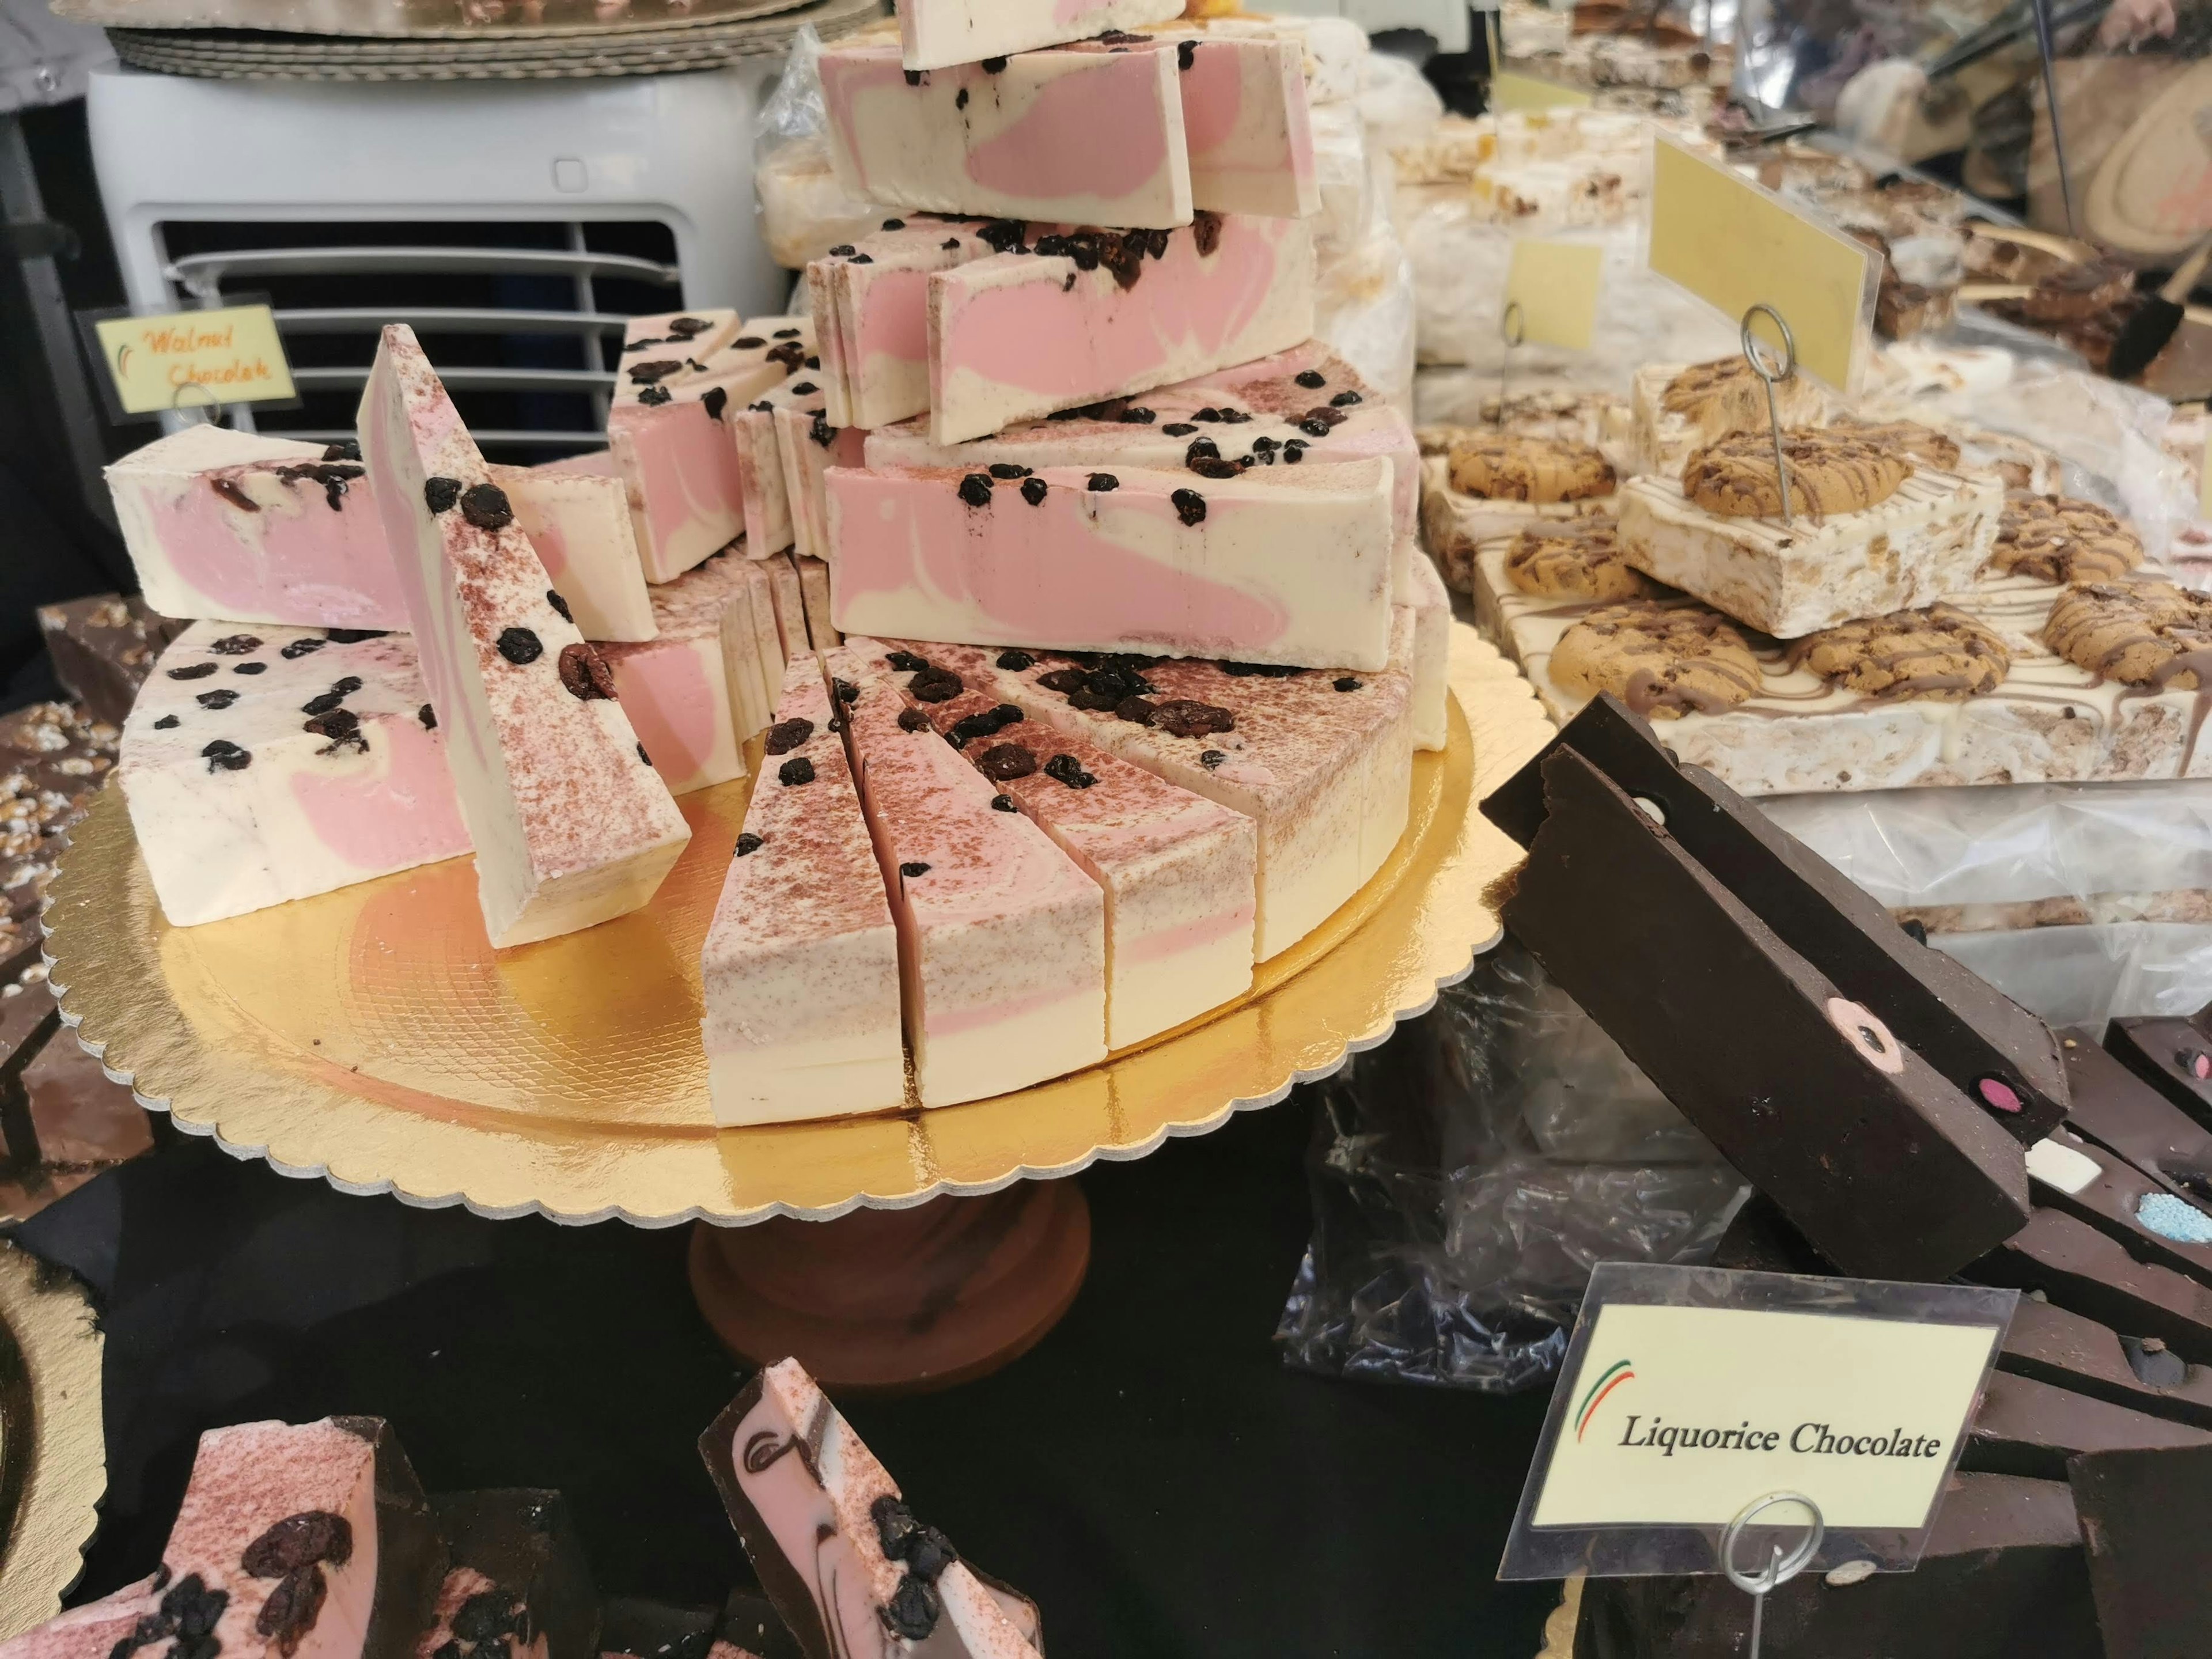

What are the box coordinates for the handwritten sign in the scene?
[1491,70,1593,112]
[1646,135,1879,394]
[1505,240,1604,351]
[91,304,296,415]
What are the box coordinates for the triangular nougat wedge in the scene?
[359,325,690,946]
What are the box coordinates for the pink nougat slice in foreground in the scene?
[794,554,840,650]
[1397,546,1450,753]
[359,325,690,947]
[875,641,1256,1047]
[828,457,1394,672]
[701,658,903,1126]
[926,640,1412,961]
[106,425,407,630]
[926,213,1315,445]
[1107,33,1317,218]
[775,405,868,569]
[730,376,816,559]
[595,554,754,796]
[831,642,1105,1108]
[895,0,1181,70]
[700,1358,1046,1659]
[820,43,1191,228]
[489,453,655,643]
[865,339,1421,549]
[808,220,1003,431]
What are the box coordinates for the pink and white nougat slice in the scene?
[594,554,755,796]
[1150,34,1320,218]
[732,373,825,558]
[701,1359,1045,1659]
[617,309,743,374]
[166,1416,445,1659]
[490,454,656,642]
[701,659,903,1126]
[107,425,408,631]
[926,213,1315,444]
[877,642,1256,1047]
[775,404,868,569]
[735,559,788,740]
[828,457,1394,672]
[359,325,690,947]
[895,0,1181,71]
[809,221,1005,431]
[820,44,1191,228]
[117,623,469,928]
[763,552,809,665]
[795,554,841,650]
[1397,546,1450,753]
[831,642,1105,1108]
[930,643,1411,960]
[865,340,1421,547]
[0,1580,165,1659]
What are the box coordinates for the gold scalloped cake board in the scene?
[44,627,1549,1226]
[0,1242,105,1639]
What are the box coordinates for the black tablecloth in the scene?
[17,1089,1560,1658]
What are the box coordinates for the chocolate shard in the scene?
[2105,1013,2212,1134]
[2024,1127,2212,1289]
[331,1416,448,1659]
[2067,1442,2212,1658]
[1709,1191,1835,1276]
[1975,1207,2212,1365]
[1999,1293,2212,1431]
[429,1491,599,1659]
[1483,694,2068,1146]
[1572,1472,2099,1658]
[1499,740,2029,1280]
[1963,1369,2212,1480]
[38,593,185,726]
[717,1589,804,1659]
[596,1599,718,1659]
[2063,1034,2212,1203]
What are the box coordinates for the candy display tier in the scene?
[48,625,1539,1229]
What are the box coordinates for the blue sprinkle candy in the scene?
[2138,1192,2212,1244]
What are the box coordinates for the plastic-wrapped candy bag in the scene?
[1277,942,1746,1392]
[753,25,889,272]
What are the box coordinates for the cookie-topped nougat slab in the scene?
[1628,357,1832,478]
[1618,429,2005,638]
[874,641,1258,1048]
[701,656,903,1127]
[1418,433,1616,593]
[359,325,691,946]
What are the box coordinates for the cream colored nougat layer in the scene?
[1616,467,2005,639]
[1475,539,2212,795]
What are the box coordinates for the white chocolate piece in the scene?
[809,221,1005,431]
[596,556,753,795]
[702,658,903,1126]
[491,453,656,642]
[358,325,690,947]
[1175,35,1320,219]
[116,622,469,928]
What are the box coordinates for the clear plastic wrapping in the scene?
[1276,943,1747,1393]
[753,25,888,272]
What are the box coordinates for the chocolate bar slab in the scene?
[1963,1369,2212,1479]
[1710,1192,1835,1275]
[37,593,183,727]
[1999,1294,2212,1430]
[599,1600,720,1659]
[20,1022,151,1169]
[2105,1014,2212,1133]
[331,1415,450,1659]
[1976,1207,2212,1365]
[718,1590,802,1659]
[2025,1128,2212,1288]
[2067,1442,2212,1658]
[1483,694,2067,1145]
[2062,1033,2212,1202]
[1498,743,2029,1279]
[431,1491,600,1659]
[1571,1472,2099,1658]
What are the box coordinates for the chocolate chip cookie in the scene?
[1446,434,1615,504]
[1681,430,1914,519]
[1549,600,1763,719]
[1791,604,2010,700]
[1991,493,2143,584]
[1828,416,1961,472]
[1505,518,1657,601]
[2046,577,2212,687]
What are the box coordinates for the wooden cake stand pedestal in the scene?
[44,628,1548,1392]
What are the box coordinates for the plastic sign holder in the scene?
[1494,300,1525,426]
[1498,1263,2016,1584]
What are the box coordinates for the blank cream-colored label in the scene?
[1491,71,1594,112]
[1532,1302,1999,1531]
[1506,240,1604,351]
[93,304,296,415]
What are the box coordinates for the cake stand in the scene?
[45,626,1551,1388]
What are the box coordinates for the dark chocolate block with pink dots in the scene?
[1484,694,2035,1281]
[1571,1472,2100,1658]
[1976,1207,2212,1365]
[2067,1442,2212,1659]
[1483,694,2069,1146]
[2106,1010,2212,1134]
[2062,1033,2212,1203]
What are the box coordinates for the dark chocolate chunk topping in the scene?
[497,627,543,665]
[153,715,179,729]
[212,477,260,513]
[1020,477,1049,506]
[764,718,816,755]
[827,245,856,257]
[978,220,1026,252]
[327,629,387,643]
[1177,39,1197,68]
[419,704,437,730]
[322,439,362,461]
[1200,748,1226,769]
[546,590,572,623]
[1219,660,1303,677]
[908,666,965,703]
[1283,441,1306,463]
[200,739,251,772]
[980,55,1007,71]
[872,1495,921,1559]
[1295,370,1327,389]
[1170,488,1207,525]
[733,336,766,349]
[280,638,327,660]
[903,69,922,85]
[255,1567,328,1656]
[1043,753,1096,789]
[638,744,652,766]
[997,649,1035,671]
[1334,676,1363,692]
[1162,422,1197,436]
[810,412,837,446]
[958,473,995,507]
[992,794,1018,810]
[897,707,932,733]
[906,1526,959,1582]
[1187,458,1241,481]
[638,385,672,407]
[899,861,930,878]
[881,218,906,230]
[460,483,513,531]
[668,316,714,338]
[305,677,370,714]
[987,463,1031,479]
[702,387,729,422]
[885,650,931,673]
[847,254,874,266]
[1087,473,1119,493]
[834,677,859,703]
[558,642,615,700]
[1331,389,1363,407]
[735,832,763,857]
[880,1577,941,1641]
[1192,210,1224,257]
[956,87,970,110]
[234,662,267,675]
[627,359,685,384]
[977,742,1038,779]
[196,689,238,710]
[774,328,802,339]
[210,634,262,656]
[450,1590,520,1645]
[1153,699,1234,737]
[942,237,962,250]
[778,756,816,787]
[305,710,365,753]
[1115,696,1156,724]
